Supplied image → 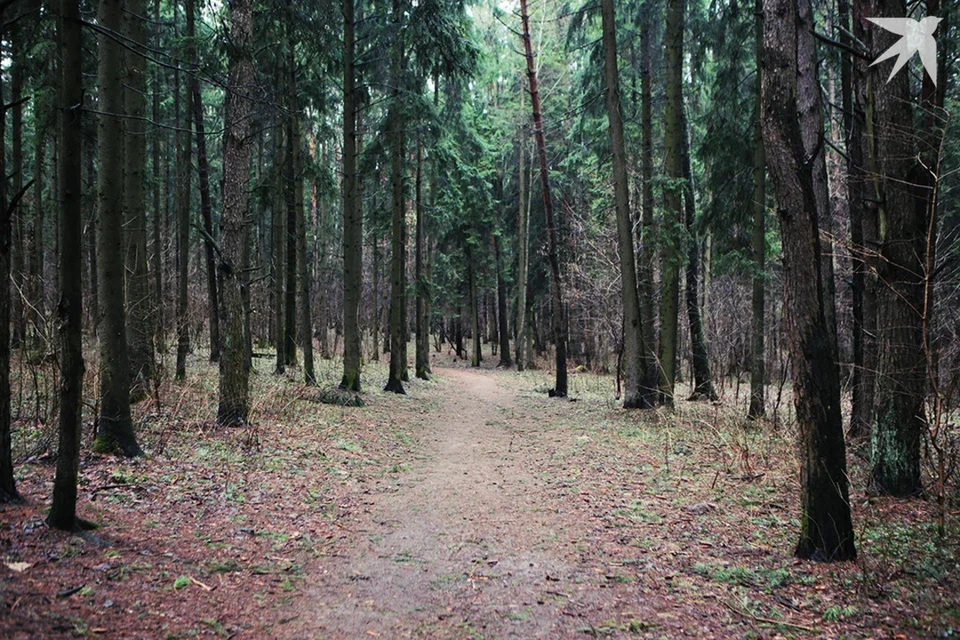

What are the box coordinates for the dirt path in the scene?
[287,367,613,639]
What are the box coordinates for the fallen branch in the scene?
[721,599,817,633]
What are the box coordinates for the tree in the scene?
[48,0,85,528]
[659,0,684,406]
[125,0,155,401]
[193,77,221,363]
[176,0,196,381]
[519,0,567,398]
[217,0,255,427]
[339,0,362,392]
[601,0,646,409]
[415,141,431,379]
[868,0,930,497]
[94,0,142,457]
[762,0,855,561]
[747,0,766,420]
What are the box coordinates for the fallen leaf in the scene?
[5,562,32,573]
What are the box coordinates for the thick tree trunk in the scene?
[659,0,684,407]
[601,0,646,408]
[175,0,195,381]
[762,0,855,561]
[868,0,928,497]
[637,5,658,402]
[384,0,407,394]
[217,0,254,426]
[125,0,155,402]
[340,0,362,390]
[48,0,84,525]
[519,0,567,397]
[748,0,766,420]
[415,141,430,379]
[0,13,19,504]
[94,0,141,457]
[193,82,220,363]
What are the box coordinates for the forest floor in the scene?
[2,347,960,639]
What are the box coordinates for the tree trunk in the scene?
[0,9,19,504]
[515,110,529,371]
[340,0,362,390]
[384,0,407,394]
[273,123,286,374]
[284,109,298,368]
[495,230,511,367]
[175,0,195,381]
[30,129,46,347]
[762,0,855,560]
[469,247,481,367]
[48,0,84,525]
[601,0,645,408]
[519,0,567,397]
[415,141,430,379]
[637,4,658,402]
[193,81,220,363]
[681,108,716,401]
[94,0,141,457]
[151,0,164,351]
[868,0,928,497]
[371,232,380,362]
[125,0,155,402]
[217,0,254,426]
[748,0,766,420]
[10,15,25,350]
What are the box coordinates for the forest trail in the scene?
[288,367,623,639]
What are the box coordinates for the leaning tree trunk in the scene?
[601,0,646,408]
[868,0,928,497]
[48,0,84,527]
[747,0,766,420]
[125,0,155,402]
[217,0,254,427]
[658,0,684,407]
[519,0,567,397]
[340,0,362,390]
[175,0,195,380]
[681,108,717,402]
[94,0,141,458]
[193,81,220,363]
[762,0,855,561]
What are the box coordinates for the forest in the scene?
[1,0,960,637]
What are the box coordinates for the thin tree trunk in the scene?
[681,108,716,402]
[519,0,567,397]
[284,109,298,367]
[469,247,481,367]
[48,0,84,525]
[217,0,254,426]
[601,0,645,408]
[495,230,511,367]
[273,124,286,374]
[152,0,164,351]
[94,0,141,457]
[193,81,220,362]
[31,130,46,346]
[515,109,529,371]
[762,0,855,560]
[86,146,98,337]
[659,0,684,407]
[415,140,430,379]
[340,0,362,390]
[175,0,195,380]
[125,0,155,402]
[371,231,380,362]
[748,0,766,420]
[11,14,25,350]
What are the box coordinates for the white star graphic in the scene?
[868,16,942,86]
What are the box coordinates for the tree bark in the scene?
[762,0,855,561]
[601,0,646,408]
[94,0,141,457]
[272,123,286,374]
[515,110,529,371]
[637,4,658,402]
[868,0,928,497]
[748,0,766,420]
[284,106,298,368]
[469,246,481,367]
[415,140,430,379]
[175,0,195,381]
[217,0,254,427]
[340,0,363,390]
[659,0,684,407]
[495,230,511,367]
[125,0,155,402]
[193,80,220,363]
[151,0,164,350]
[48,0,84,526]
[11,14,26,350]
[519,0,567,397]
